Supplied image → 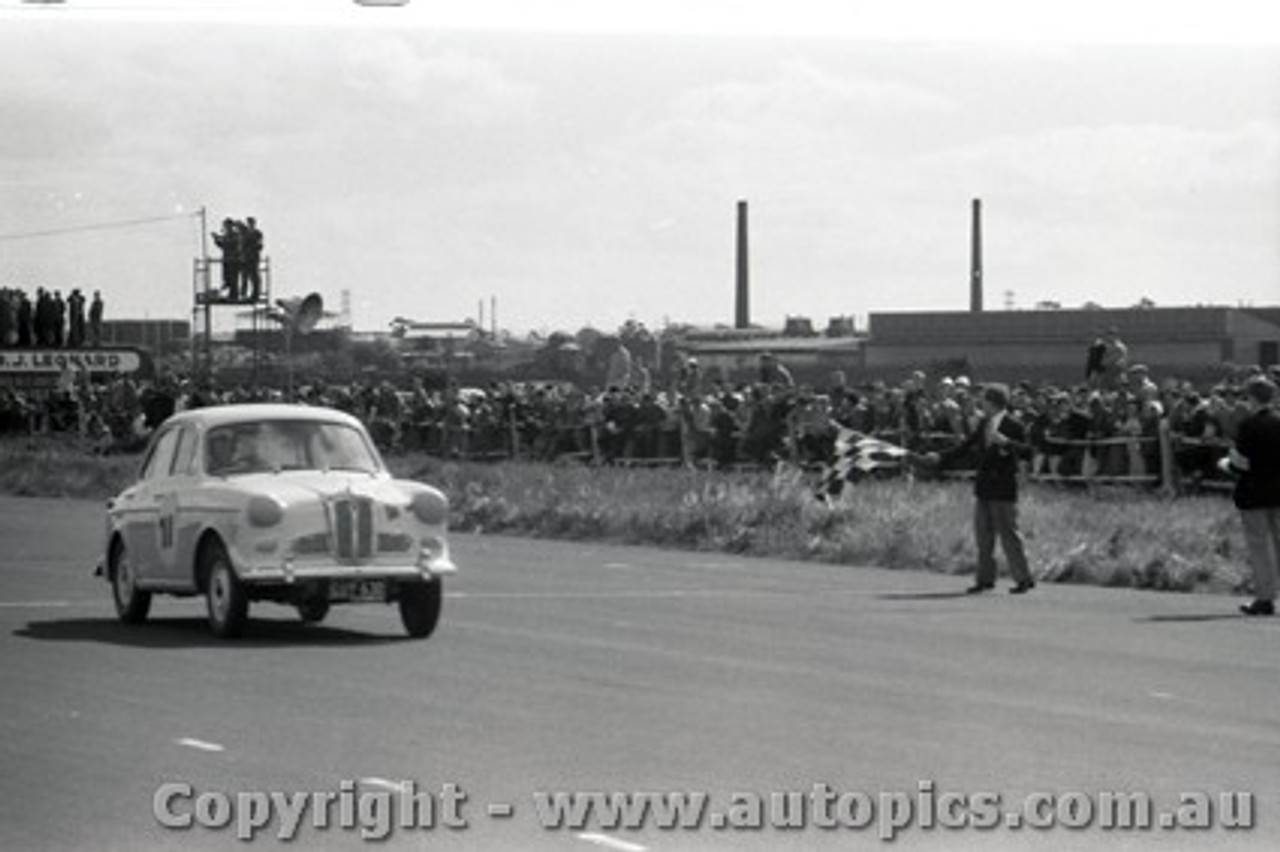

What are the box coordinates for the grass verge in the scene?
[0,439,1250,595]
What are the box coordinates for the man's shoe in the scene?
[1009,580,1036,595]
[1239,599,1275,616]
[965,582,994,594]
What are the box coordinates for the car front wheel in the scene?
[203,542,249,638]
[296,597,331,624]
[110,540,152,624]
[398,580,442,639]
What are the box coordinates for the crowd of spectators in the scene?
[3,350,1275,493]
[0,286,105,348]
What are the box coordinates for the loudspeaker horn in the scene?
[275,292,324,334]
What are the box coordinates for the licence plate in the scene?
[329,579,386,602]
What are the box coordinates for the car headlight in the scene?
[247,495,285,527]
[410,488,448,526]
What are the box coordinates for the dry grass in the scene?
[405,457,1249,595]
[0,438,1250,595]
[0,437,139,499]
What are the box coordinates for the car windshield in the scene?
[205,420,380,476]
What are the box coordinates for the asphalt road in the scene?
[1,495,1278,852]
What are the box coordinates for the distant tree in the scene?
[575,326,603,353]
[619,320,657,366]
[1082,301,1104,310]
[1133,297,1157,309]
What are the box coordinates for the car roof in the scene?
[164,403,366,431]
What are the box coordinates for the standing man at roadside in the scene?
[759,351,795,388]
[241,216,264,301]
[212,218,242,300]
[1098,326,1129,391]
[67,288,86,347]
[1221,376,1280,616]
[924,383,1036,594]
[1085,329,1107,387]
[88,290,104,346]
[17,289,33,347]
[52,289,66,347]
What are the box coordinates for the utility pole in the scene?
[192,206,211,378]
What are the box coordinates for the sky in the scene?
[0,0,1277,336]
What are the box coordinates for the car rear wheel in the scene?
[110,540,152,624]
[398,580,442,639]
[203,542,249,638]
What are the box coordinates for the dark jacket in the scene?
[938,412,1031,502]
[1231,407,1280,510]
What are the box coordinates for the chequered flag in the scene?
[818,428,910,499]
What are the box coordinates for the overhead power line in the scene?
[0,211,196,242]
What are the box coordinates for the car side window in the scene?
[139,428,181,482]
[170,426,197,477]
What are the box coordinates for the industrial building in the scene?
[864,306,1280,384]
[96,319,190,353]
[697,197,1280,385]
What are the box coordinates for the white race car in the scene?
[97,404,455,638]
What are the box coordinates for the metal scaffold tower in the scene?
[190,208,272,381]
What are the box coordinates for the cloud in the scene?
[344,35,538,125]
[673,58,954,130]
[942,119,1280,199]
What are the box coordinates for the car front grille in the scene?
[293,533,330,555]
[332,497,374,563]
[376,533,413,553]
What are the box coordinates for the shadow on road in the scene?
[1137,613,1254,624]
[876,591,972,601]
[13,616,412,648]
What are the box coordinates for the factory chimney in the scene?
[735,200,750,329]
[970,198,983,313]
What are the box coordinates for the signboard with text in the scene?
[0,348,148,395]
[0,349,143,374]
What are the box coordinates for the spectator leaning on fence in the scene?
[1221,376,1280,616]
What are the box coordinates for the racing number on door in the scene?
[159,513,174,549]
[157,493,177,551]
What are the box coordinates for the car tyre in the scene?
[296,596,331,624]
[110,539,152,624]
[398,580,442,639]
[203,541,249,638]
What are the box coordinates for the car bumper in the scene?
[237,558,457,584]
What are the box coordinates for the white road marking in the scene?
[175,737,225,753]
[360,777,408,792]
[602,562,631,569]
[577,833,648,852]
[1148,691,1175,700]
